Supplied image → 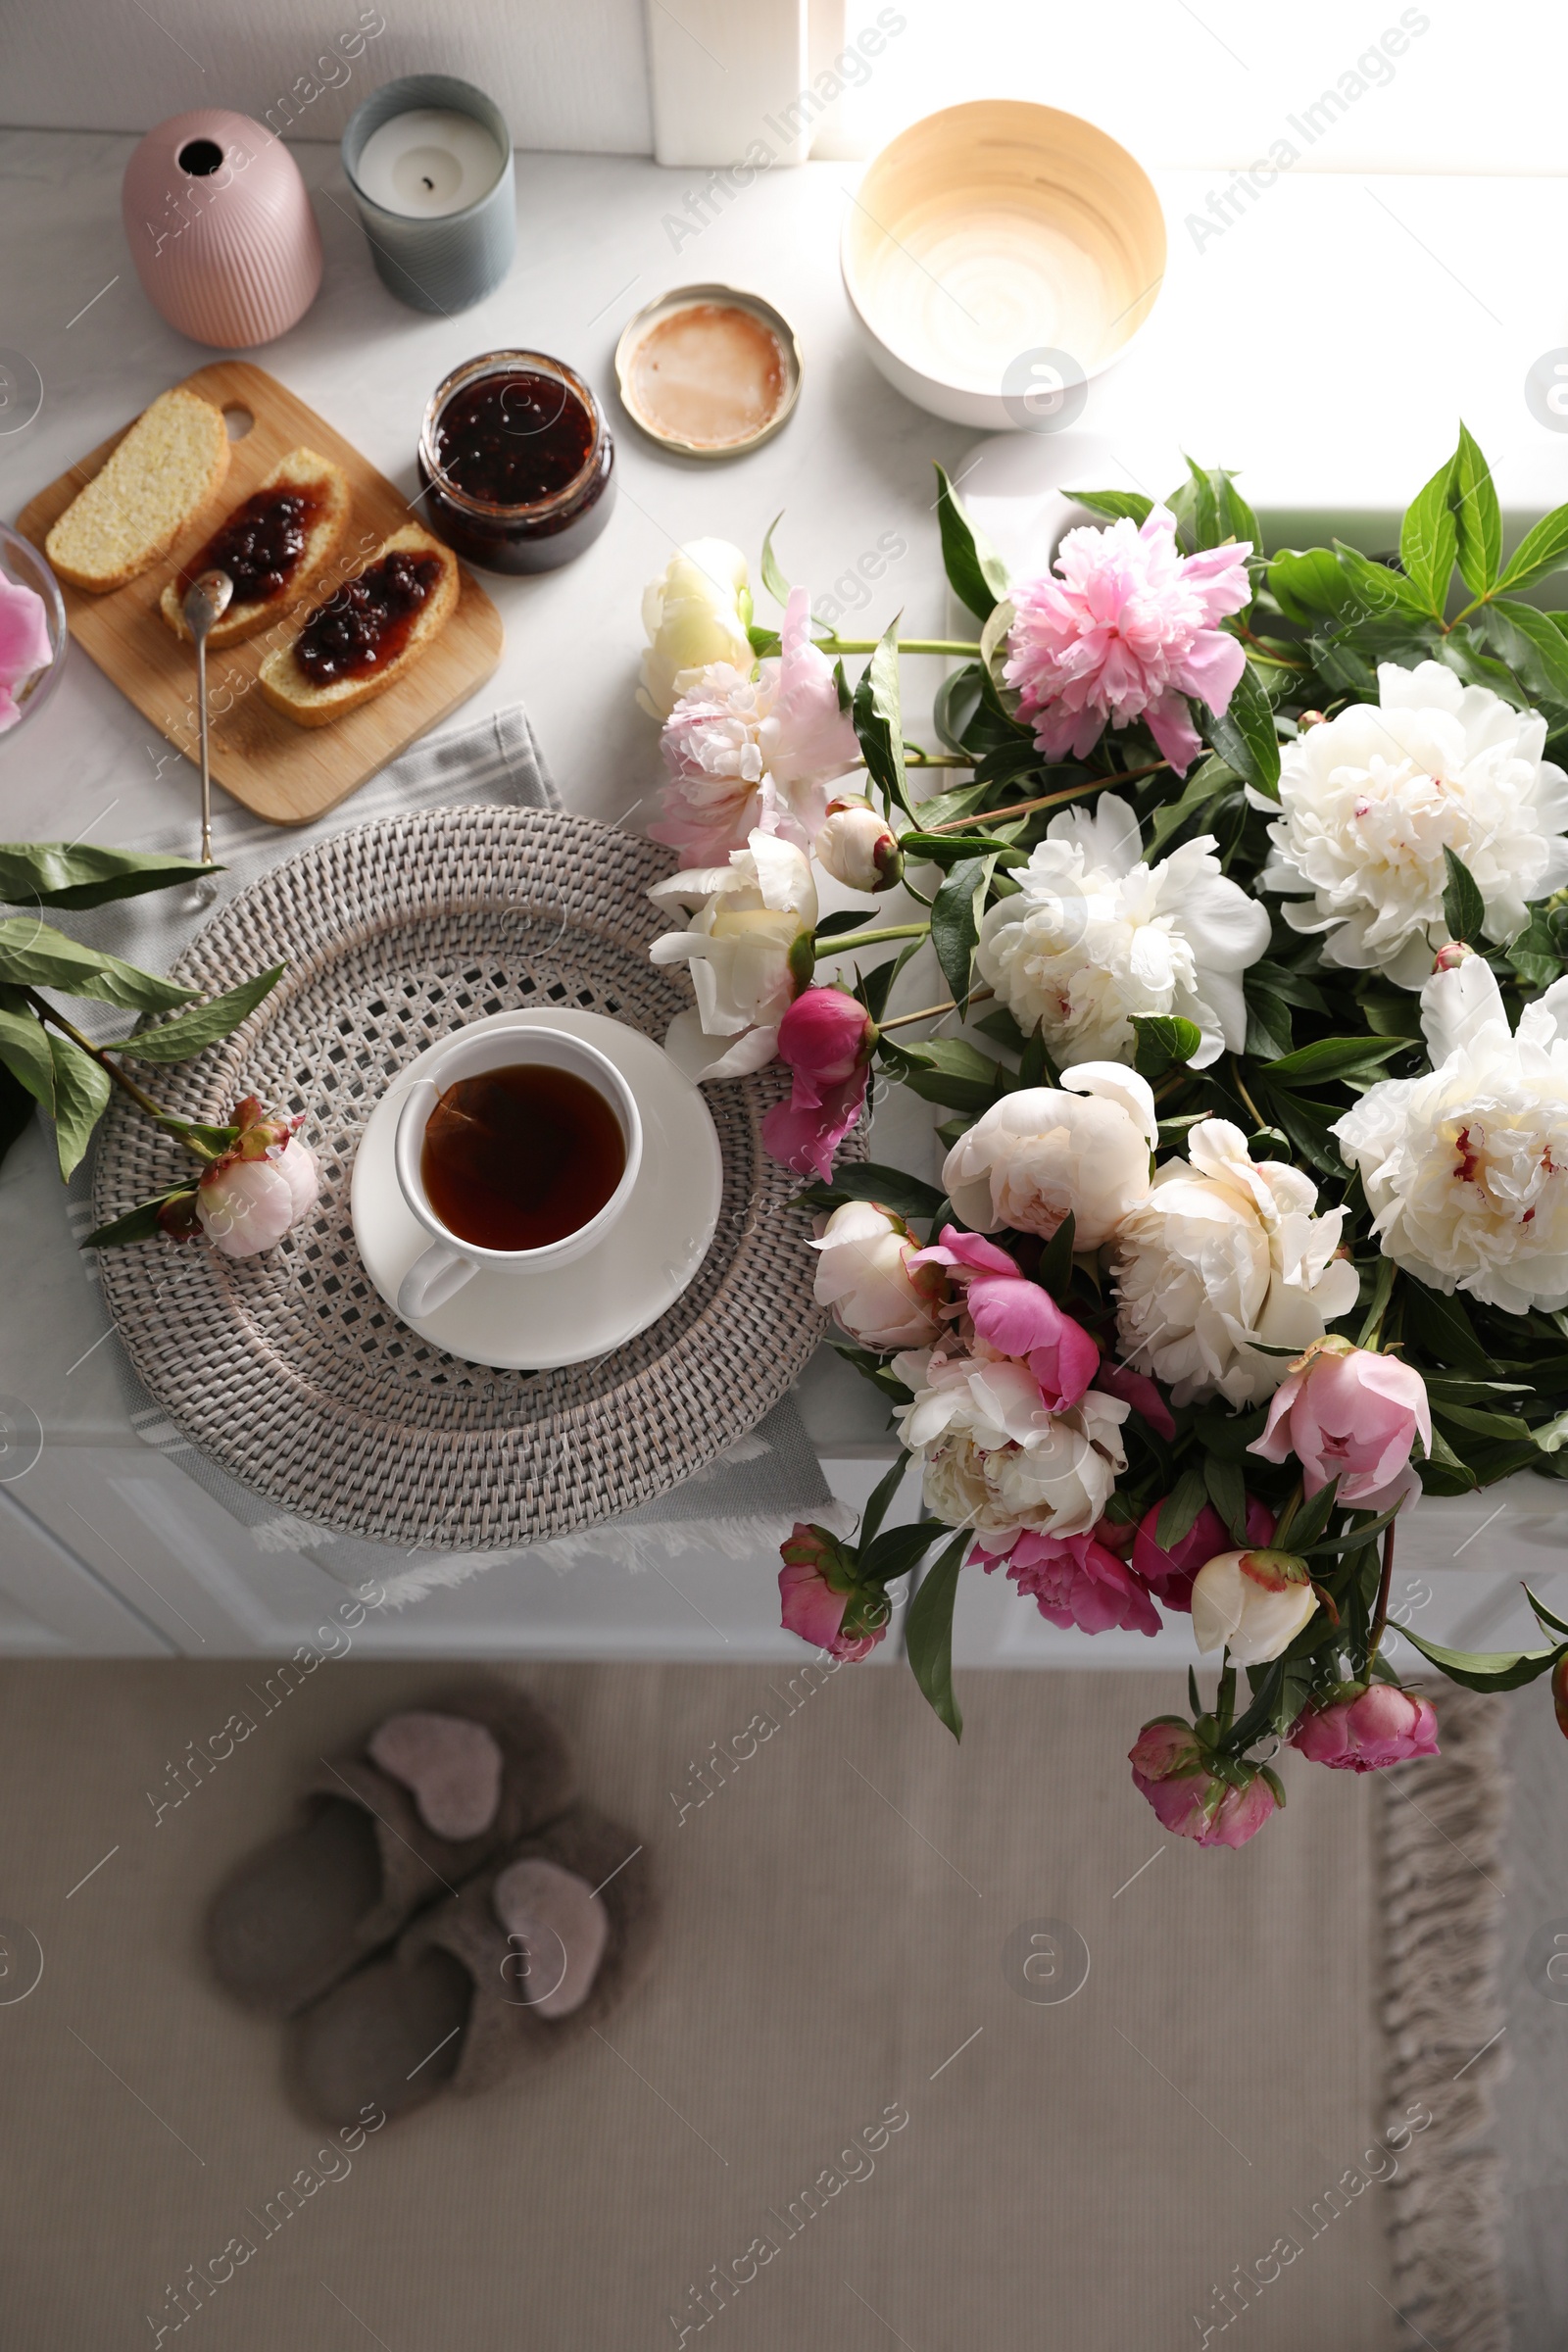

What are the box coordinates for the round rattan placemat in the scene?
[90,805,826,1549]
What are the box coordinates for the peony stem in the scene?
[878,989,995,1031]
[1367,1515,1397,1666]
[924,761,1171,834]
[1228,1053,1265,1130]
[815,921,930,953]
[1273,1478,1305,1548]
[26,991,171,1126]
[822,638,981,657]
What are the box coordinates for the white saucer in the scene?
[351,1009,722,1370]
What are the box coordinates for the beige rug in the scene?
[0,1659,1501,2350]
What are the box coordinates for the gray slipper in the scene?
[286,1804,658,2129]
[206,1679,575,2018]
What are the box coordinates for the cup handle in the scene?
[398,1241,476,1320]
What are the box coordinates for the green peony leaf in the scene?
[1494,503,1568,597]
[1064,487,1154,526]
[852,614,909,817]
[1400,1624,1563,1692]
[905,1530,968,1740]
[1442,846,1487,948]
[0,842,223,911]
[115,964,284,1063]
[1398,459,1458,616]
[1259,1035,1406,1086]
[0,916,196,1012]
[1204,660,1281,797]
[47,1032,112,1182]
[933,463,1010,621]
[1447,422,1503,596]
[928,856,996,1006]
[1132,1014,1201,1078]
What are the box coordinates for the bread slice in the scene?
[258,525,459,729]
[158,448,351,647]
[46,387,229,594]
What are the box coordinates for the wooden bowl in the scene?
[841,100,1165,429]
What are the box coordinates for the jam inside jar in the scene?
[417,351,614,575]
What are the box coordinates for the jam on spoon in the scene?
[292,549,444,687]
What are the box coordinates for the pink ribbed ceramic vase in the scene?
[122,110,322,348]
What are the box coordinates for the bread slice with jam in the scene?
[159,448,350,648]
[257,524,459,729]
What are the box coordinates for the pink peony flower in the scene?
[1289,1684,1439,1772]
[778,1523,889,1661]
[193,1097,319,1259]
[651,586,857,862]
[1128,1719,1278,1848]
[761,987,876,1181]
[980,1524,1161,1636]
[1004,507,1251,777]
[762,586,859,812]
[1250,1339,1432,1507]
[1132,1494,1277,1613]
[909,1224,1100,1412]
[652,662,774,861]
[0,574,52,733]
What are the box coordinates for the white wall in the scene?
[8,0,1559,176]
[1,0,653,152]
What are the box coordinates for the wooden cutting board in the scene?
[15,360,504,827]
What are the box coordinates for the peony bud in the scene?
[810,1200,945,1349]
[637,540,753,720]
[1249,1336,1431,1509]
[813,795,904,894]
[1289,1682,1439,1771]
[194,1099,319,1259]
[1128,1719,1279,1849]
[1432,939,1474,973]
[1132,1494,1276,1613]
[778,1523,890,1661]
[762,986,877,1181]
[1190,1548,1318,1665]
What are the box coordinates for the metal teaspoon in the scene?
[181,567,234,865]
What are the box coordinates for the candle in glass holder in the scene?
[354,108,504,219]
[343,74,515,313]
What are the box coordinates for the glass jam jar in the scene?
[416,351,615,574]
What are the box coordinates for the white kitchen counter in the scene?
[1,129,1565,1659]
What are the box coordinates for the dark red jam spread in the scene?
[432,370,595,507]
[181,484,322,604]
[293,550,443,686]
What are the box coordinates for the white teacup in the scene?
[392,1021,643,1320]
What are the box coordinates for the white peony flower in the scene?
[941,1062,1157,1250]
[892,1349,1129,1544]
[1190,1548,1318,1665]
[1333,952,1568,1313]
[649,830,817,1080]
[973,794,1270,1070]
[1112,1119,1359,1406]
[811,1200,945,1350]
[637,540,753,720]
[1262,661,1568,988]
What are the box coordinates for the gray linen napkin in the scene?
[47,705,837,1602]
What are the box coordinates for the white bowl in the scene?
[840,100,1166,430]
